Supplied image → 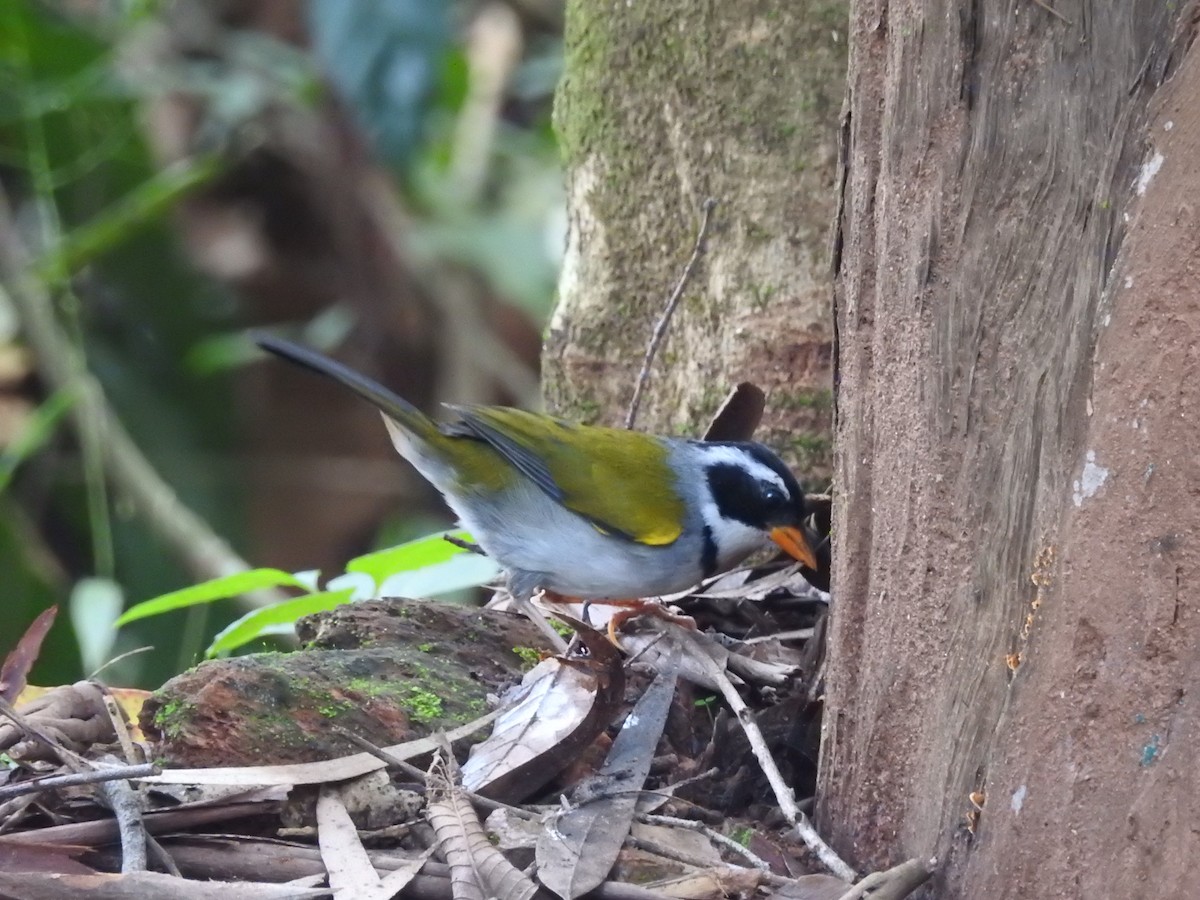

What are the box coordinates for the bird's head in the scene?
[694,442,819,572]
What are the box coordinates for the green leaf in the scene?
[345,529,476,584]
[206,588,355,657]
[378,552,500,599]
[34,154,223,281]
[0,388,76,494]
[116,568,309,626]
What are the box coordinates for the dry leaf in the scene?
[317,785,381,899]
[0,842,95,876]
[651,866,765,900]
[1,608,58,702]
[427,761,538,900]
[536,668,678,900]
[137,711,498,786]
[0,870,329,899]
[702,382,766,441]
[461,618,623,802]
[0,681,114,760]
[766,873,851,900]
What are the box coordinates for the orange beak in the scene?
[770,526,819,570]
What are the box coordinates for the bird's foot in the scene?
[536,591,696,647]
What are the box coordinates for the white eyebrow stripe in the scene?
[694,445,789,493]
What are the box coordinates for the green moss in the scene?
[152,698,196,740]
[346,677,392,698]
[512,646,542,667]
[748,283,777,312]
[791,434,832,454]
[547,0,847,428]
[317,701,351,718]
[550,619,574,638]
[417,642,435,653]
[400,687,444,724]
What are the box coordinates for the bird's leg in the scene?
[605,601,698,643]
[511,591,568,653]
[538,591,696,646]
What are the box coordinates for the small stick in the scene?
[443,534,485,555]
[625,198,718,430]
[672,628,857,881]
[97,776,147,873]
[637,812,772,871]
[88,646,154,680]
[331,724,428,782]
[145,832,182,878]
[0,762,160,802]
[330,725,537,821]
[100,688,138,764]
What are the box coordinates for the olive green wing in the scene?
[447,406,685,546]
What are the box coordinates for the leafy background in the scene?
[0,0,563,689]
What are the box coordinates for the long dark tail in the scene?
[254,334,434,439]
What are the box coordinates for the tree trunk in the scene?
[545,0,845,480]
[821,0,1200,895]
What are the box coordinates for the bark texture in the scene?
[546,0,845,479]
[821,0,1200,894]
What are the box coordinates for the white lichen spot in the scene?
[1103,314,1111,327]
[1136,151,1164,196]
[1124,276,1134,289]
[1011,785,1027,814]
[1072,450,1110,507]
[1164,120,1174,131]
[550,158,602,333]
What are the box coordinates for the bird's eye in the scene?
[762,485,787,509]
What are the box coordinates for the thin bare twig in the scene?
[145,833,182,878]
[330,725,538,821]
[99,689,138,764]
[0,696,79,767]
[443,534,485,555]
[330,725,428,782]
[637,812,772,871]
[0,696,149,871]
[625,198,719,430]
[97,775,147,873]
[88,646,154,680]
[0,762,159,802]
[671,629,857,881]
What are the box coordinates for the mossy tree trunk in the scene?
[546,0,846,480]
[821,0,1200,894]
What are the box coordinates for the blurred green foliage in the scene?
[116,529,500,656]
[308,0,449,165]
[0,1,563,689]
[2,1,240,689]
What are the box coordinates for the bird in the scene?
[256,335,820,608]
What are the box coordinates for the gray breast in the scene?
[441,461,708,601]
